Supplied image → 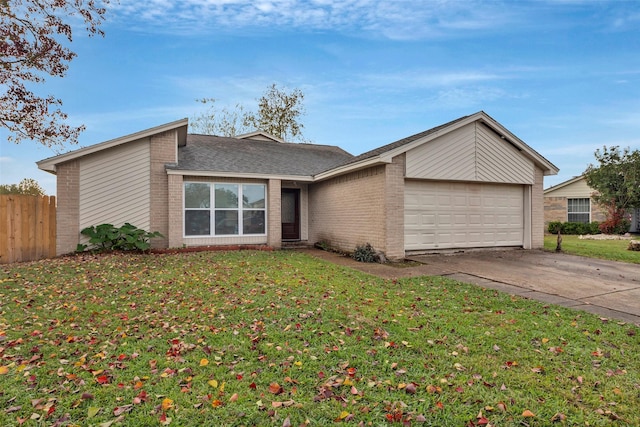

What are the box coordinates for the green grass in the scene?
[1,251,638,426]
[544,234,640,264]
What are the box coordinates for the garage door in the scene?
[405,181,524,251]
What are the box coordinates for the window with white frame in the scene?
[567,198,590,224]
[184,183,266,236]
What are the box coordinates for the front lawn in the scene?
[544,234,640,264]
[1,251,638,426]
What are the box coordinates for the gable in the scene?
[544,177,593,198]
[405,121,535,184]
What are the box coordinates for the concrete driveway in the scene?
[299,248,640,326]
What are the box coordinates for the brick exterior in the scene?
[531,167,544,248]
[267,179,282,248]
[167,174,183,247]
[384,155,406,259]
[55,159,80,255]
[309,165,388,256]
[544,196,607,230]
[544,196,567,225]
[149,131,178,248]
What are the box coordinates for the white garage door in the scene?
[405,181,524,251]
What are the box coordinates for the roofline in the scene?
[543,174,585,194]
[313,157,391,181]
[477,112,559,176]
[37,118,189,173]
[317,111,559,181]
[167,169,314,182]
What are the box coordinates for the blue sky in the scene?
[1,0,640,195]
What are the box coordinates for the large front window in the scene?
[184,183,266,236]
[568,198,590,223]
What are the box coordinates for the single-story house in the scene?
[37,111,559,259]
[544,175,640,232]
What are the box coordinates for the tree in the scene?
[1,0,109,147]
[190,99,249,137]
[0,178,46,195]
[244,84,306,141]
[189,84,307,141]
[584,145,640,233]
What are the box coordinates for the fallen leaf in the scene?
[159,413,172,425]
[113,405,133,416]
[87,407,101,418]
[161,398,173,411]
[522,409,535,417]
[0,365,9,375]
[268,382,284,395]
[199,358,209,367]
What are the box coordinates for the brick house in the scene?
[37,111,558,259]
[544,175,640,232]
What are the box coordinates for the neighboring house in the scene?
[37,111,559,259]
[544,175,640,232]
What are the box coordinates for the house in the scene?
[37,111,559,259]
[544,175,640,232]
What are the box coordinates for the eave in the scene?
[37,118,189,174]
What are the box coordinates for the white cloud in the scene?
[0,156,13,163]
[107,0,518,40]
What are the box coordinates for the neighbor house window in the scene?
[568,198,590,223]
[184,183,266,236]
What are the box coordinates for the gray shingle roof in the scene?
[169,134,354,176]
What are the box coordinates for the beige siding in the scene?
[79,138,151,231]
[405,123,476,181]
[309,166,387,254]
[476,123,534,184]
[406,122,534,184]
[544,178,593,198]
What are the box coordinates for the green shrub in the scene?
[352,243,377,263]
[547,221,601,235]
[78,223,163,252]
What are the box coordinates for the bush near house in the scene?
[547,221,600,235]
[77,223,163,252]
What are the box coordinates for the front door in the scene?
[281,189,300,240]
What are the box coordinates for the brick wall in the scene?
[531,167,544,248]
[167,174,183,247]
[267,179,282,248]
[149,130,177,248]
[384,155,405,259]
[544,196,607,228]
[544,196,567,226]
[309,165,387,254]
[55,159,80,255]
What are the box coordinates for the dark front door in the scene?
[281,189,300,240]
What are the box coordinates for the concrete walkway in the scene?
[297,248,640,326]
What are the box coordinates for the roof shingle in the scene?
[168,134,354,176]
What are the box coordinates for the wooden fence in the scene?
[0,195,56,264]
